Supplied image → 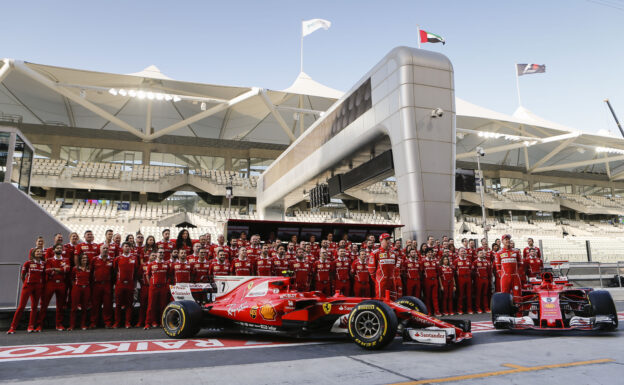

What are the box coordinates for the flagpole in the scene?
[515,64,522,107]
[416,25,421,49]
[300,21,304,73]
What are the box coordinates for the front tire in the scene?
[396,296,428,315]
[491,293,514,329]
[348,300,398,350]
[589,290,618,330]
[162,300,202,338]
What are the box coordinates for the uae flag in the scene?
[517,63,546,76]
[419,29,445,45]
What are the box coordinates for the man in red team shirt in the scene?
[146,249,170,328]
[271,245,289,276]
[157,229,176,261]
[209,249,231,278]
[100,229,120,259]
[192,249,211,283]
[212,234,230,260]
[309,235,320,258]
[75,230,99,266]
[290,248,312,291]
[454,247,473,314]
[422,248,441,316]
[495,234,522,300]
[523,238,542,259]
[39,244,70,330]
[44,233,64,260]
[245,235,262,263]
[113,242,138,328]
[89,245,115,328]
[473,250,492,313]
[255,250,273,276]
[525,248,544,279]
[8,248,45,334]
[404,248,422,299]
[326,234,338,257]
[334,248,351,295]
[351,249,371,297]
[367,233,397,299]
[232,248,254,276]
[313,249,334,296]
[172,250,192,283]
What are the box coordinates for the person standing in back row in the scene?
[113,242,138,328]
[39,244,70,331]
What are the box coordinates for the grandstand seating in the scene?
[32,158,65,176]
[364,181,396,195]
[130,165,182,181]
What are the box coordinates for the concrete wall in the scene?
[0,183,70,306]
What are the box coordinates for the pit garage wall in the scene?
[258,47,455,242]
[0,183,70,306]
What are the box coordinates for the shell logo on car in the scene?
[260,304,276,321]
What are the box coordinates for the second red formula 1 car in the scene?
[161,276,472,350]
[492,267,618,331]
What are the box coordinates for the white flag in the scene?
[302,19,331,37]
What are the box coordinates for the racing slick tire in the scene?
[491,293,514,329]
[589,290,618,330]
[348,300,398,350]
[162,300,202,338]
[396,296,428,315]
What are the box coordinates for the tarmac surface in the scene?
[0,303,622,385]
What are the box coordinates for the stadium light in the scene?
[108,87,185,103]
[595,146,624,155]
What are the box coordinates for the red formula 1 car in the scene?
[162,276,472,350]
[492,265,618,331]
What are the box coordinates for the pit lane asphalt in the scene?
[1,302,622,384]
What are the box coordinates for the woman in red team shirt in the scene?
[8,249,45,334]
[438,255,456,316]
[142,235,158,263]
[69,253,91,330]
[176,229,193,255]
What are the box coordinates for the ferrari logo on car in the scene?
[247,282,254,290]
[323,303,332,314]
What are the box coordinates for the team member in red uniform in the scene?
[334,248,351,295]
[467,239,478,262]
[525,248,544,279]
[89,245,114,328]
[8,249,45,334]
[290,248,312,291]
[75,230,99,266]
[64,232,80,262]
[209,249,231,278]
[255,250,274,276]
[69,254,91,330]
[136,251,156,328]
[212,235,230,260]
[523,238,542,259]
[146,249,170,328]
[422,248,441,316]
[404,248,422,299]
[232,248,253,276]
[100,229,120,259]
[393,254,404,298]
[309,235,320,258]
[326,234,338,257]
[135,233,145,259]
[157,229,176,261]
[245,235,262,263]
[192,249,211,283]
[140,235,158,264]
[351,249,371,297]
[113,242,138,328]
[495,234,522,300]
[187,242,202,263]
[438,255,455,315]
[44,233,64,260]
[313,250,334,296]
[271,245,289,276]
[38,244,70,330]
[367,233,397,299]
[171,250,192,283]
[28,236,45,261]
[175,229,193,255]
[238,232,250,247]
[454,247,473,314]
[285,242,296,261]
[229,238,239,260]
[347,244,359,261]
[473,250,492,313]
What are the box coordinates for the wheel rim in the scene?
[354,310,382,339]
[165,309,182,330]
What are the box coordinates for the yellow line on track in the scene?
[391,359,614,385]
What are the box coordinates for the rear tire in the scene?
[396,296,428,315]
[589,290,618,330]
[491,293,514,329]
[162,300,202,338]
[348,300,398,350]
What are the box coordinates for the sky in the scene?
[1,0,623,136]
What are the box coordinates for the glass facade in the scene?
[0,132,9,182]
[1,131,32,193]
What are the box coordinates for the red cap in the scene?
[379,233,391,241]
[501,234,511,241]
